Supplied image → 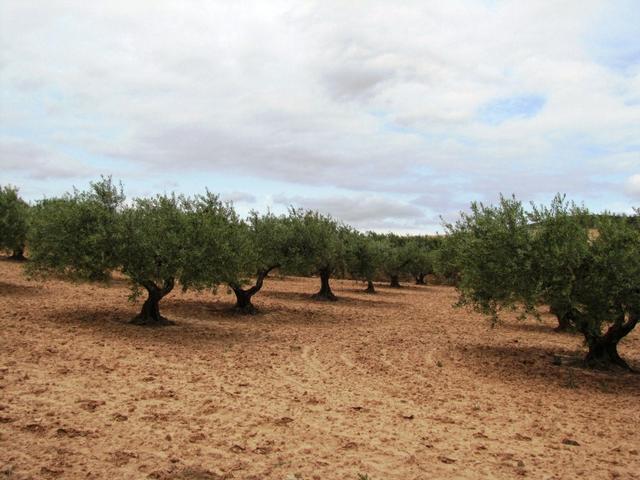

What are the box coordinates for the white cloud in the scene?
[0,0,639,230]
[625,174,640,197]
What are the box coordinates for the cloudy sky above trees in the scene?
[1,0,639,233]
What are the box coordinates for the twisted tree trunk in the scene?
[231,265,279,314]
[389,274,401,288]
[550,301,574,332]
[132,278,175,325]
[8,246,26,261]
[415,273,426,285]
[581,310,637,371]
[313,266,337,301]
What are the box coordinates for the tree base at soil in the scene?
[8,250,26,261]
[130,315,175,326]
[233,303,259,315]
[364,280,376,294]
[314,267,338,301]
[584,344,634,372]
[312,290,338,301]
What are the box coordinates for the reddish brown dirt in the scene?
[1,258,639,480]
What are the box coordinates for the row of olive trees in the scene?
[439,194,640,370]
[1,179,440,323]
[4,180,639,369]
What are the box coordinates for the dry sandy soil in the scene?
[1,258,639,480]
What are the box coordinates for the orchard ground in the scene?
[0,258,639,480]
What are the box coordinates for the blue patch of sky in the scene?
[476,94,546,125]
[1,85,125,146]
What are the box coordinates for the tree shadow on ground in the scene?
[339,285,410,297]
[42,304,251,349]
[497,320,565,335]
[262,289,406,309]
[376,283,442,292]
[0,255,27,263]
[461,343,640,395]
[0,281,43,297]
[162,296,351,326]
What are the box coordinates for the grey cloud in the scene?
[222,191,257,204]
[272,193,426,227]
[112,123,419,191]
[323,66,393,100]
[0,138,95,180]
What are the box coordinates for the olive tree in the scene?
[119,194,197,325]
[346,231,386,294]
[446,196,538,319]
[378,234,413,288]
[226,211,291,313]
[447,195,640,370]
[528,196,591,331]
[284,208,348,301]
[28,177,124,281]
[0,185,29,260]
[432,233,462,286]
[536,206,639,368]
[30,180,252,324]
[405,236,440,285]
[180,195,288,314]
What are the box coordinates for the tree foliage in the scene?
[283,208,349,300]
[0,185,29,260]
[377,234,413,288]
[446,194,640,369]
[28,177,124,281]
[346,231,386,293]
[528,196,591,330]
[405,235,439,285]
[225,211,292,312]
[28,180,235,324]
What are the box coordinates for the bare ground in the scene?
[0,258,639,480]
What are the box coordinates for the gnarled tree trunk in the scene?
[313,266,337,301]
[389,274,401,288]
[581,310,637,371]
[132,278,175,325]
[415,273,426,285]
[9,246,26,261]
[231,265,279,314]
[364,279,376,294]
[550,301,574,332]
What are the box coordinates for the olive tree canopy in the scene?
[0,185,29,260]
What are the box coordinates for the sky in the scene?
[1,0,639,233]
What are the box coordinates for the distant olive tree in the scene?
[432,232,462,286]
[284,209,349,301]
[378,234,413,288]
[0,185,29,260]
[226,211,291,313]
[346,231,386,293]
[446,195,640,370]
[406,236,440,285]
